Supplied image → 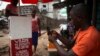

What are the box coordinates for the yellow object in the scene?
[48,42,56,48]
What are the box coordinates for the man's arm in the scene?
[53,39,77,56]
[57,35,74,48]
[49,35,77,56]
[50,31,74,49]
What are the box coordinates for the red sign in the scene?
[22,0,38,4]
[10,38,32,56]
[3,0,53,4]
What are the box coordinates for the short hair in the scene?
[32,9,37,15]
[71,3,91,24]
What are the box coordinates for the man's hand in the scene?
[48,30,59,43]
[49,35,56,43]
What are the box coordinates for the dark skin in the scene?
[49,4,91,56]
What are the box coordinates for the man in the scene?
[5,0,18,17]
[49,3,100,56]
[32,9,41,55]
[4,0,18,35]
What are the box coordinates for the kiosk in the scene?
[9,16,32,56]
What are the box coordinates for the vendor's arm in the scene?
[50,31,74,49]
[49,35,77,56]
[54,41,77,56]
[57,35,74,47]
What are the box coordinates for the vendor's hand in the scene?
[48,30,60,43]
[49,35,56,43]
[51,30,60,39]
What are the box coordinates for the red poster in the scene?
[3,0,53,3]
[10,38,32,56]
[22,0,38,4]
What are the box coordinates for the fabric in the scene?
[32,16,39,32]
[72,26,100,56]
[32,32,38,46]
